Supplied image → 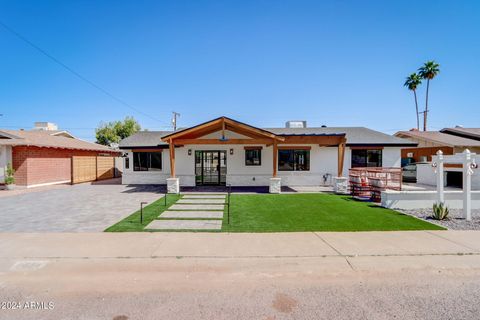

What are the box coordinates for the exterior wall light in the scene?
[188,149,192,156]
[230,148,234,155]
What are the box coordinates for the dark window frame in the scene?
[133,151,162,171]
[125,157,130,169]
[351,149,382,168]
[278,149,310,171]
[245,148,262,166]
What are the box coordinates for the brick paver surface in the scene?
[0,179,163,232]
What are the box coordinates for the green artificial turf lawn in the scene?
[221,193,444,232]
[105,194,180,232]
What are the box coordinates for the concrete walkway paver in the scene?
[150,193,226,231]
[146,220,222,230]
[161,211,224,219]
[169,204,225,211]
[182,195,226,199]
[177,199,226,204]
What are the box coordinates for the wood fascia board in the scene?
[277,146,312,150]
[173,138,273,145]
[161,118,223,141]
[223,118,284,141]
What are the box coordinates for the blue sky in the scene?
[0,1,479,141]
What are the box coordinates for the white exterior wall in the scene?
[382,190,480,209]
[382,147,402,167]
[121,151,170,185]
[417,157,479,190]
[121,130,404,187]
[0,146,12,184]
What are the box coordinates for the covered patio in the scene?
[161,116,347,193]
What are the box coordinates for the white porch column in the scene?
[167,178,180,194]
[463,149,473,221]
[269,178,281,194]
[435,150,445,204]
[334,177,349,194]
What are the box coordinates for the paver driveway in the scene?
[0,179,163,232]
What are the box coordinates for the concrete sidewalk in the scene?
[2,231,480,319]
[1,231,480,269]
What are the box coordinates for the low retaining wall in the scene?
[381,190,480,209]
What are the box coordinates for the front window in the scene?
[245,148,261,166]
[351,149,382,168]
[278,149,310,171]
[133,152,162,171]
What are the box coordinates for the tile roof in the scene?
[0,129,117,152]
[395,130,480,147]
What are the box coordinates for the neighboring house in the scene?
[31,121,76,138]
[440,127,480,141]
[0,127,119,187]
[395,129,480,163]
[119,116,415,191]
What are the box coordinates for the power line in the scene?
[0,20,169,124]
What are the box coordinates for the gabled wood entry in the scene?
[161,116,347,178]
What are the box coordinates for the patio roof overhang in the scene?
[161,116,285,144]
[161,116,347,178]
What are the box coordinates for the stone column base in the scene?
[333,177,349,194]
[269,177,281,194]
[167,178,180,194]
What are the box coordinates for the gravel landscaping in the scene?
[399,208,480,230]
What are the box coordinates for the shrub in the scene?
[432,202,449,220]
[4,163,15,185]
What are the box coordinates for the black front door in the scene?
[195,151,227,186]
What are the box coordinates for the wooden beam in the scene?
[128,148,164,153]
[161,118,223,141]
[169,139,176,178]
[273,140,278,177]
[162,117,285,141]
[278,146,312,150]
[223,117,284,141]
[338,141,346,177]
[173,138,274,145]
[280,135,345,145]
[221,118,226,138]
[350,146,384,150]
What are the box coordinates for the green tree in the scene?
[418,61,440,131]
[95,116,141,146]
[404,73,422,130]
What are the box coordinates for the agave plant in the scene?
[432,202,449,220]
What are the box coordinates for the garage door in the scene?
[72,156,115,184]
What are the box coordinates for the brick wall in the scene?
[12,146,117,186]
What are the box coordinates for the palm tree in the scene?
[404,73,422,130]
[418,61,440,131]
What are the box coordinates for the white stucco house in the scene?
[118,116,416,192]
